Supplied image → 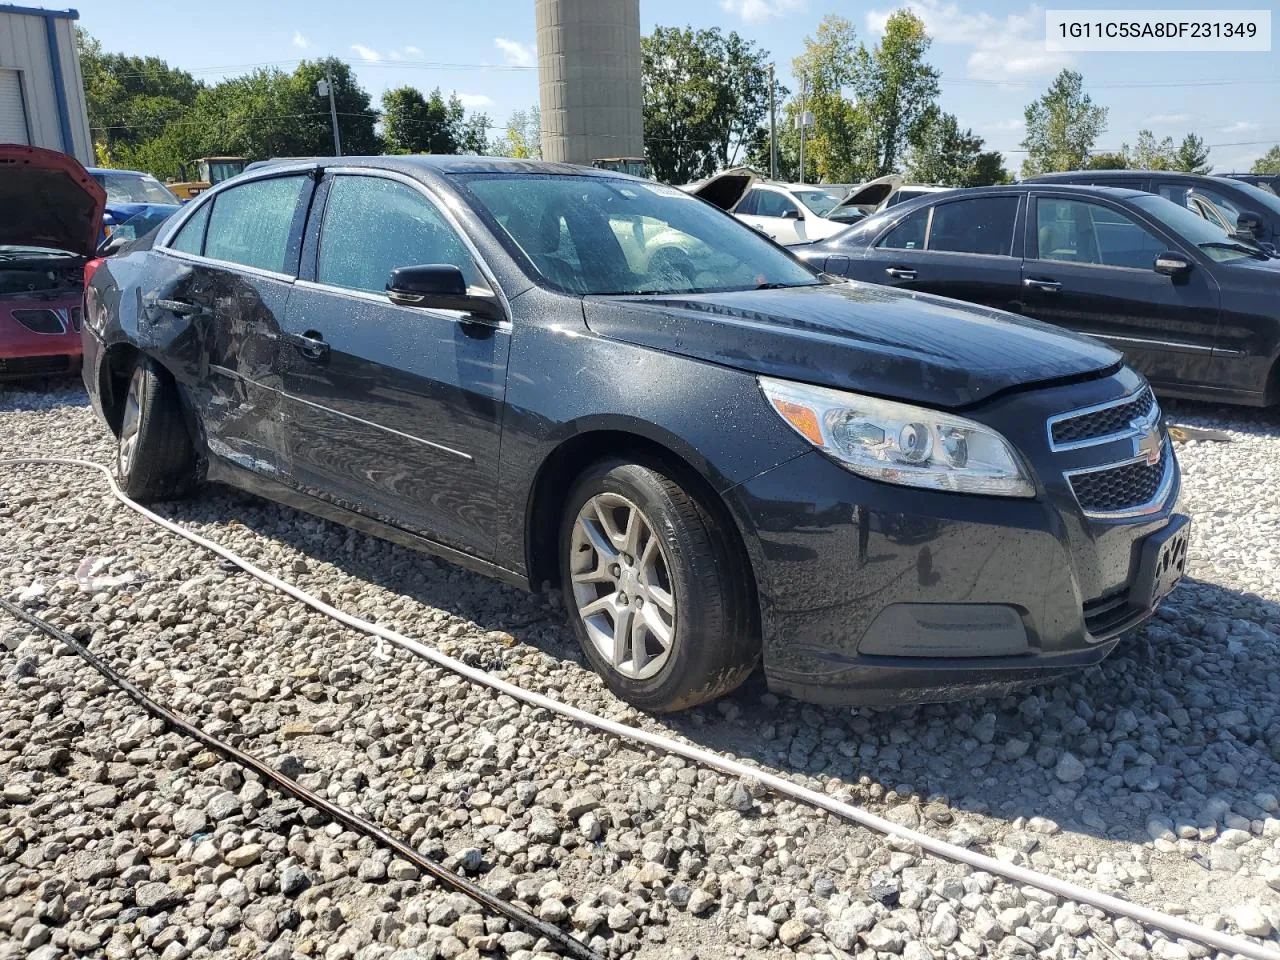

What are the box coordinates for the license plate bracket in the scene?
[1131,515,1191,612]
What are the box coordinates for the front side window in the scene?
[877,207,929,250]
[168,203,210,255]
[754,189,801,219]
[456,174,818,296]
[733,190,759,216]
[203,176,308,274]
[927,196,1018,256]
[317,176,481,294]
[1034,198,1163,268]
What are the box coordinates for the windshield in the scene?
[94,172,179,205]
[793,188,846,217]
[455,174,820,296]
[1132,194,1265,263]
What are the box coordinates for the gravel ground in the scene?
[1,379,1278,960]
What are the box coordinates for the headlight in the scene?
[759,376,1035,498]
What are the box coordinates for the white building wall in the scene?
[0,8,93,165]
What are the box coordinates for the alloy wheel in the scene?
[569,492,677,681]
[118,366,144,478]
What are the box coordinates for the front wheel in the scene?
[559,459,759,713]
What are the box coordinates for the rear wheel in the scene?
[116,357,196,501]
[560,459,759,712]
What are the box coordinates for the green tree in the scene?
[491,107,542,158]
[381,86,488,155]
[906,107,1005,186]
[1253,145,1280,174]
[1019,69,1108,177]
[640,26,774,183]
[78,29,203,163]
[1173,133,1211,174]
[787,15,872,183]
[1085,151,1128,170]
[852,10,940,176]
[1122,129,1177,170]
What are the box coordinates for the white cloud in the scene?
[389,51,403,60]
[494,37,535,67]
[405,45,422,56]
[719,0,806,23]
[292,30,309,49]
[1221,121,1260,134]
[455,93,494,108]
[983,118,1026,132]
[1143,113,1191,127]
[867,1,1071,81]
[350,44,381,63]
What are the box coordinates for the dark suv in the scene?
[1026,169,1280,251]
[80,157,1189,710]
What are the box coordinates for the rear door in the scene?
[151,173,314,475]
[855,193,1025,312]
[1020,192,1222,389]
[278,170,510,556]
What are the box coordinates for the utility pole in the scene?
[797,73,807,184]
[768,63,777,181]
[318,67,342,157]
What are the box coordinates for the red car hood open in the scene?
[0,144,106,258]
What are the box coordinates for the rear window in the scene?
[203,176,308,274]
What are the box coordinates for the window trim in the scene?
[301,168,507,318]
[155,169,316,281]
[1026,192,1194,270]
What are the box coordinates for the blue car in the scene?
[87,168,182,248]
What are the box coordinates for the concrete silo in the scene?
[536,0,644,166]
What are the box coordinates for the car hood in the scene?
[103,201,181,222]
[680,167,758,211]
[583,282,1122,409]
[0,144,106,257]
[830,174,904,214]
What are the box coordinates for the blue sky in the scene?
[76,0,1280,172]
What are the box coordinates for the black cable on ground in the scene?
[0,595,602,960]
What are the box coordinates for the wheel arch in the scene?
[523,426,760,619]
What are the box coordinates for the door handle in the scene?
[885,266,917,280]
[146,297,205,317]
[1023,277,1061,293]
[286,330,330,362]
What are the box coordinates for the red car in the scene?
[0,144,105,380]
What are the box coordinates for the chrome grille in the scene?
[1049,387,1156,448]
[1069,446,1168,515]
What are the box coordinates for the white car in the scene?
[682,170,865,245]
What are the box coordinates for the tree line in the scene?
[81,23,1278,186]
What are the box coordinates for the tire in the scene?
[116,356,196,501]
[559,458,759,713]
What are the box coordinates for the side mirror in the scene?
[781,208,802,220]
[386,264,503,323]
[1154,251,1192,277]
[1236,210,1265,240]
[98,233,132,257]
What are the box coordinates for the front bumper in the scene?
[727,370,1184,706]
[0,298,83,380]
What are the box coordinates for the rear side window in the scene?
[877,207,929,250]
[168,203,210,255]
[317,175,482,294]
[927,196,1018,256]
[204,176,308,274]
[734,190,759,215]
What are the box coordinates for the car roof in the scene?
[1026,169,1243,187]
[246,155,637,179]
[879,183,1149,203]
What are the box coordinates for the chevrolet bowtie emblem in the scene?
[1132,416,1164,467]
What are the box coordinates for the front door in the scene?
[278,171,510,557]
[739,187,805,244]
[1020,193,1222,389]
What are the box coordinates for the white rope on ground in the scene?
[3,456,1276,960]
